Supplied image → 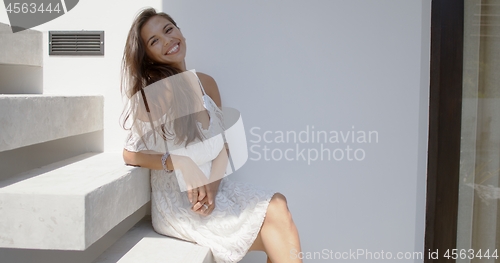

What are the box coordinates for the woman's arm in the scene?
[195,72,228,207]
[123,149,189,172]
[209,144,229,182]
[204,143,229,205]
[123,149,168,170]
[124,149,211,202]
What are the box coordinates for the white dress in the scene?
[124,74,276,263]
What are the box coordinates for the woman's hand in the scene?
[174,155,210,204]
[191,192,216,216]
[124,150,219,215]
[205,179,221,206]
[191,179,221,216]
[188,144,224,215]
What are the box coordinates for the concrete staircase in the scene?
[0,23,214,263]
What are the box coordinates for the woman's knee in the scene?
[271,192,288,209]
[266,192,293,225]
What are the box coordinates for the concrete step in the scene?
[0,152,150,250]
[0,23,43,94]
[0,23,42,67]
[0,95,103,152]
[94,217,215,263]
[0,64,44,94]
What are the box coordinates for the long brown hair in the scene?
[121,8,205,147]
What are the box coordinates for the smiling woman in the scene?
[119,7,303,263]
[140,15,187,69]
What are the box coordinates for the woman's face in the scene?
[141,15,187,69]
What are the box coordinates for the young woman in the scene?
[121,7,302,263]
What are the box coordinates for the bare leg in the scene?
[249,193,302,263]
[248,231,274,263]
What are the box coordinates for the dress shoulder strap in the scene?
[189,69,207,96]
[197,77,207,96]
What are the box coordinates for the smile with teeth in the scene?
[166,44,179,55]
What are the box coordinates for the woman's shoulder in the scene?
[196,72,221,107]
[195,72,217,87]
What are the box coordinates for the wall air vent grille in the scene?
[49,31,104,55]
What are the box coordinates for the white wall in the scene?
[162,0,430,262]
[0,0,162,152]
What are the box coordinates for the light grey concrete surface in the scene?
[0,152,150,250]
[0,130,104,180]
[0,203,150,263]
[94,217,215,263]
[0,64,43,94]
[0,22,42,67]
[0,95,104,152]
